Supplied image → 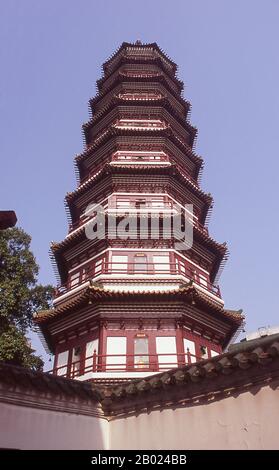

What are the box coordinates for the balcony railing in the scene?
[78,154,169,186]
[78,154,199,188]
[122,71,161,79]
[114,121,167,130]
[68,201,208,236]
[55,261,221,298]
[50,350,202,379]
[68,202,174,232]
[118,93,163,101]
[111,153,170,163]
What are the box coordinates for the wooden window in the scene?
[198,273,209,288]
[69,271,80,288]
[94,258,103,275]
[178,258,186,275]
[81,265,91,281]
[134,336,149,368]
[56,351,69,376]
[71,346,81,377]
[133,254,148,273]
[183,338,196,364]
[85,339,99,374]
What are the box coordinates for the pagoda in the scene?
[35,42,244,382]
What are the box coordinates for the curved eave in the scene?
[193,227,227,257]
[75,126,203,168]
[90,79,190,111]
[51,217,225,259]
[98,56,183,93]
[103,42,177,75]
[35,283,244,327]
[66,163,212,206]
[83,103,196,147]
[87,97,190,131]
[91,96,191,123]
[90,73,185,111]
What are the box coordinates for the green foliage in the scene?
[0,326,44,371]
[0,227,54,370]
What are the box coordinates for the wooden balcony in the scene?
[55,260,221,299]
[68,200,208,236]
[49,350,203,379]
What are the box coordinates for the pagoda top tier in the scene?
[102,42,178,77]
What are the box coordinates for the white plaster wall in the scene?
[0,402,109,450]
[110,385,279,450]
[1,383,279,449]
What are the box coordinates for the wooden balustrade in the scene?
[50,350,202,379]
[55,260,221,298]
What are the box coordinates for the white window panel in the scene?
[117,200,130,207]
[151,200,164,207]
[179,260,186,274]
[156,336,177,369]
[211,349,219,358]
[199,273,208,287]
[200,345,208,359]
[71,348,81,376]
[134,255,147,272]
[56,351,69,376]
[81,266,90,281]
[106,337,127,370]
[183,339,196,364]
[70,272,80,288]
[94,258,103,274]
[111,255,128,272]
[153,255,170,272]
[85,339,99,373]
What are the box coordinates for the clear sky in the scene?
[1,0,279,364]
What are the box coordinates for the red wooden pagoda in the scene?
[35,42,244,382]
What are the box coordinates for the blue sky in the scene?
[1,1,279,363]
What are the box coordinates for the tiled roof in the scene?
[0,361,101,401]
[65,162,212,204]
[102,42,178,73]
[74,127,203,166]
[50,215,225,255]
[34,283,244,325]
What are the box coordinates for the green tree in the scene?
[0,227,54,370]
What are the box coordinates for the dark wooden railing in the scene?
[78,153,199,188]
[68,201,208,236]
[55,260,221,298]
[49,350,203,379]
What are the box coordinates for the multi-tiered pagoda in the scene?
[35,42,244,382]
